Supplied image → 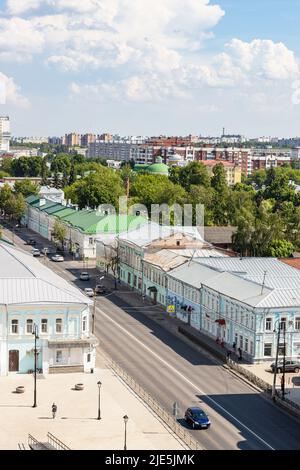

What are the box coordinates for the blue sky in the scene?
[0,0,300,137]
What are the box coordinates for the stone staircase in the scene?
[49,364,84,374]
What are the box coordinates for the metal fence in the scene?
[226,358,272,393]
[47,432,71,450]
[106,357,203,451]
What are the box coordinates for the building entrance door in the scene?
[9,350,19,372]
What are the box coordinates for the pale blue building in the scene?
[0,242,97,375]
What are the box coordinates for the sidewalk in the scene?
[0,353,186,450]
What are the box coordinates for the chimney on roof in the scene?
[39,198,46,207]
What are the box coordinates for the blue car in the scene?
[185,407,211,429]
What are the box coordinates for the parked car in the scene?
[31,248,41,257]
[26,239,36,246]
[271,360,300,373]
[84,288,94,297]
[184,407,211,429]
[80,272,90,281]
[51,254,64,262]
[95,284,107,295]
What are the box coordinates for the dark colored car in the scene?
[271,360,300,373]
[184,407,211,429]
[26,239,37,246]
[95,284,107,295]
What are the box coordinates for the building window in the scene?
[134,275,137,287]
[265,317,272,331]
[239,335,243,349]
[295,317,300,331]
[82,316,87,332]
[41,319,48,334]
[87,353,91,363]
[245,338,249,353]
[278,343,286,356]
[250,341,254,355]
[56,350,63,364]
[127,272,131,285]
[280,317,286,330]
[89,237,93,246]
[11,319,18,334]
[56,318,63,334]
[264,343,272,357]
[26,319,34,334]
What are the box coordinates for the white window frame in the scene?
[265,317,273,332]
[26,319,34,334]
[41,318,48,334]
[82,316,87,332]
[295,317,300,331]
[11,319,19,334]
[56,318,63,334]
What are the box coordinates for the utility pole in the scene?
[282,322,286,400]
[272,322,281,400]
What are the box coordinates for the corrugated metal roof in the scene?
[0,243,92,306]
[144,250,188,272]
[193,257,300,289]
[119,223,205,247]
[168,248,226,258]
[170,257,300,308]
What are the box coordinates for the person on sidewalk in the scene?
[238,347,242,361]
[52,403,57,419]
[232,342,236,352]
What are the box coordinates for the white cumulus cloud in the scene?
[0,72,29,107]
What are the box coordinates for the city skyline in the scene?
[0,1,300,137]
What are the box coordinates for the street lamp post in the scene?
[123,415,128,450]
[272,321,281,400]
[97,381,102,420]
[32,324,39,408]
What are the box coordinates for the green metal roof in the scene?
[43,204,70,215]
[30,200,58,212]
[26,195,40,204]
[54,207,78,219]
[85,215,148,235]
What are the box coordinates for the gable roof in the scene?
[0,242,92,306]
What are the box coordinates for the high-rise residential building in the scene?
[0,116,11,152]
[97,133,113,143]
[48,136,63,145]
[81,133,97,147]
[65,133,81,147]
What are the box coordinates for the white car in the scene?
[84,288,94,297]
[51,254,64,262]
[31,248,41,257]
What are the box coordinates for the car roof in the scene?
[189,407,206,412]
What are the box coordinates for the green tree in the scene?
[172,162,210,190]
[11,156,43,177]
[130,174,186,210]
[14,179,39,197]
[52,221,67,249]
[4,193,26,221]
[65,167,125,209]
[266,239,294,258]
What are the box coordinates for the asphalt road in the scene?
[4,224,300,450]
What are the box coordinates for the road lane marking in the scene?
[97,305,275,450]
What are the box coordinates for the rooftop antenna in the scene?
[222,127,225,137]
[188,249,198,267]
[261,270,267,295]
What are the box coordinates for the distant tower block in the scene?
[222,127,225,137]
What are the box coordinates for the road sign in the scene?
[167,305,175,313]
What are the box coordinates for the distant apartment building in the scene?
[88,141,135,161]
[65,133,81,147]
[15,137,48,145]
[291,148,300,168]
[81,133,97,147]
[200,160,242,186]
[48,136,63,145]
[0,116,10,152]
[249,148,291,174]
[146,135,198,146]
[9,148,39,158]
[97,133,113,143]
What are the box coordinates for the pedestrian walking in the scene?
[232,342,236,351]
[238,347,242,361]
[227,350,231,359]
[52,403,57,419]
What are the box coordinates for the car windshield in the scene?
[192,410,206,418]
